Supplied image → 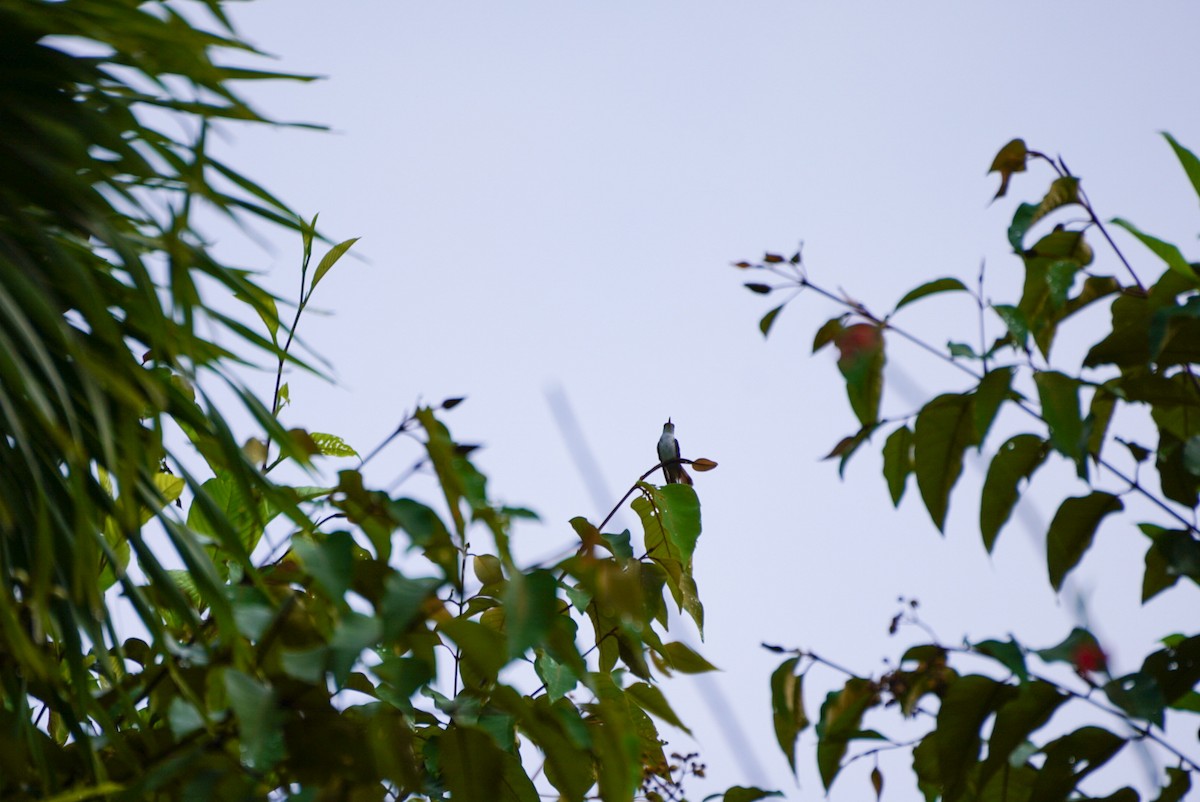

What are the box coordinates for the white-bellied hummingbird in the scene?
[657,418,692,485]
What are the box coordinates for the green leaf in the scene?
[309,432,359,458]
[534,652,578,701]
[992,304,1029,349]
[1037,627,1107,669]
[834,324,885,427]
[972,638,1028,681]
[770,657,808,774]
[439,617,509,683]
[978,680,1065,790]
[224,669,284,771]
[988,138,1028,200]
[503,569,557,658]
[661,641,719,674]
[893,278,969,313]
[1034,371,1085,476]
[380,573,441,640]
[601,529,633,560]
[812,315,847,353]
[972,367,1013,449]
[1111,218,1198,284]
[1033,726,1126,801]
[934,674,1015,802]
[656,483,702,565]
[815,677,875,790]
[882,425,913,507]
[1008,202,1039,251]
[310,236,360,293]
[293,531,354,601]
[722,788,784,802]
[439,725,539,802]
[1153,766,1192,802]
[626,681,691,734]
[1046,492,1124,591]
[1031,176,1080,227]
[914,393,976,532]
[329,611,382,687]
[1163,132,1200,210]
[745,282,773,294]
[980,434,1048,553]
[1104,672,1165,727]
[759,304,784,337]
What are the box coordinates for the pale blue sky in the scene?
[198,3,1200,797]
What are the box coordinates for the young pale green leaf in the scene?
[914,393,976,532]
[1046,492,1124,591]
[770,657,808,775]
[881,425,913,507]
[980,434,1048,553]
[1163,132,1200,209]
[310,236,360,294]
[310,432,359,458]
[893,277,969,313]
[1034,371,1085,476]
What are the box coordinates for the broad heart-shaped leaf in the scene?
[914,393,976,532]
[1034,371,1086,477]
[934,674,1016,802]
[1032,726,1126,801]
[1164,132,1200,206]
[834,324,885,427]
[893,277,968,313]
[815,677,875,790]
[770,657,808,774]
[1046,492,1124,591]
[882,425,913,507]
[503,569,557,659]
[980,434,1048,553]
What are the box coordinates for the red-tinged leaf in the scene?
[763,253,784,263]
[733,260,753,268]
[690,458,718,472]
[1046,492,1124,591]
[893,277,968,313]
[988,138,1028,200]
[914,393,976,532]
[834,324,885,427]
[759,304,784,337]
[980,434,1048,553]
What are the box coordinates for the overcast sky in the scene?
[196,3,1200,798]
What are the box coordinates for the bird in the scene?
[657,418,692,485]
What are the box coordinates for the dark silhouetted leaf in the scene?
[745,283,773,294]
[882,425,913,507]
[894,278,969,313]
[760,304,784,337]
[1046,492,1124,591]
[770,657,808,774]
[980,434,1048,553]
[914,393,976,532]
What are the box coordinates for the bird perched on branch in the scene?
[657,418,692,485]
